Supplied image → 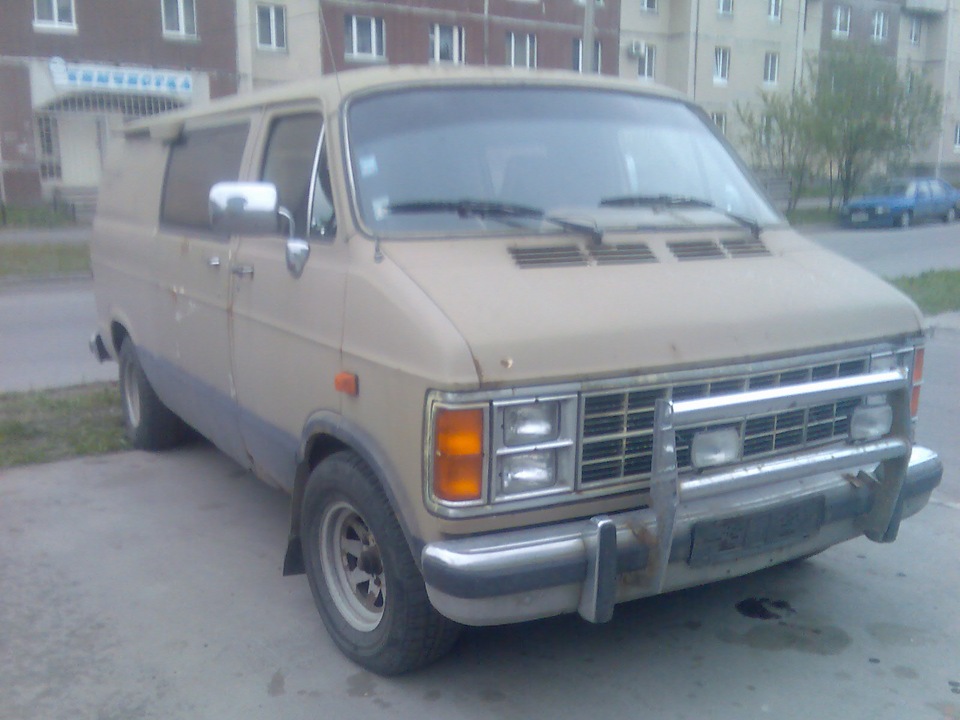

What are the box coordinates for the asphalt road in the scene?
[0,223,958,719]
[0,278,116,392]
[805,220,960,277]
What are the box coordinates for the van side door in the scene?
[153,120,252,463]
[229,110,346,491]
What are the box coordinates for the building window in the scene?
[641,0,657,10]
[833,5,850,37]
[35,115,62,180]
[257,4,286,50]
[714,47,730,84]
[506,32,537,68]
[162,0,197,37]
[910,16,922,45]
[637,44,656,80]
[718,0,734,15]
[763,52,779,84]
[710,112,727,135]
[34,0,75,30]
[760,114,773,146]
[768,0,782,21]
[573,38,602,73]
[430,24,465,64]
[345,15,385,59]
[872,11,888,41]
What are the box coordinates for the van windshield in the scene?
[346,86,781,236]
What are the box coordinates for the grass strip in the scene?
[889,270,960,315]
[0,242,91,279]
[0,382,128,468]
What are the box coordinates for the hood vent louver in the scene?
[669,237,771,261]
[668,239,726,261]
[509,245,588,268]
[588,242,657,265]
[721,237,771,258]
[511,236,770,268]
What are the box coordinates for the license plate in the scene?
[851,211,868,223]
[688,497,825,567]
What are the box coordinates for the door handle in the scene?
[231,265,254,279]
[207,256,221,268]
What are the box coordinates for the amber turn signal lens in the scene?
[911,347,925,418]
[434,408,483,502]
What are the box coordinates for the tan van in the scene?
[90,66,942,675]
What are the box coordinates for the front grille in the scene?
[580,356,870,488]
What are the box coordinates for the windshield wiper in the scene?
[386,199,603,243]
[599,194,761,238]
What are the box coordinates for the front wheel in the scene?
[118,338,188,450]
[302,451,461,675]
[945,207,957,223]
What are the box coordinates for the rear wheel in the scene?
[302,451,461,675]
[118,338,189,450]
[897,211,912,228]
[945,207,957,223]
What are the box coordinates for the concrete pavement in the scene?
[1,444,958,720]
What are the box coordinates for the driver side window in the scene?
[261,112,335,238]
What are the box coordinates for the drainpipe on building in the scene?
[484,0,490,65]
[692,0,702,99]
[793,0,808,90]
[583,0,596,73]
[935,0,955,179]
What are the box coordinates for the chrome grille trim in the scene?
[579,354,876,490]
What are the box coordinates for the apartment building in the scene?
[619,0,810,153]
[816,0,960,177]
[314,1,621,75]
[0,0,238,206]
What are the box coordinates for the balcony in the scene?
[904,0,946,14]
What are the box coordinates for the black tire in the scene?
[118,338,189,450]
[302,451,461,675]
[897,211,912,228]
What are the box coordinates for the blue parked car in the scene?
[840,177,960,228]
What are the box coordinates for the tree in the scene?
[812,47,942,203]
[738,48,942,208]
[736,86,817,213]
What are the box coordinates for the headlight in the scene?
[503,402,559,446]
[494,397,576,501]
[428,395,578,510]
[875,205,888,215]
[499,450,559,496]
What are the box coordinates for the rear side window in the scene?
[160,122,250,230]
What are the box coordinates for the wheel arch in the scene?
[283,411,424,578]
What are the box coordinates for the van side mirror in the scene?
[209,182,281,236]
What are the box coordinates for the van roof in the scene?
[127,65,687,141]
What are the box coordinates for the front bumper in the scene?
[421,445,941,626]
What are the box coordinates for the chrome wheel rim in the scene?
[122,360,141,429]
[319,501,385,632]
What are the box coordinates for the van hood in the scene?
[380,228,923,386]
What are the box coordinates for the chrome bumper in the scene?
[421,445,941,626]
